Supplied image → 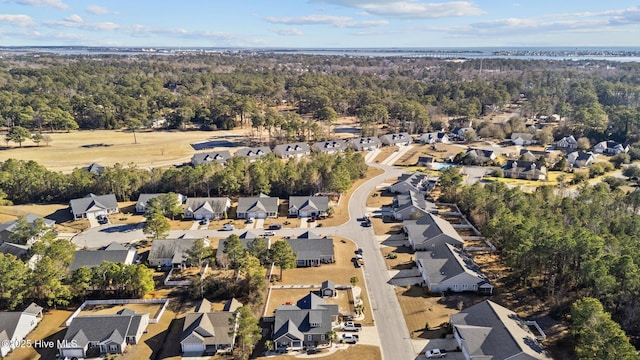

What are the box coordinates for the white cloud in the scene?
[0,14,36,27]
[271,27,304,36]
[64,14,83,23]
[0,0,67,9]
[265,14,388,28]
[313,0,485,18]
[86,5,115,15]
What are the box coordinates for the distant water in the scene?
[1,46,640,62]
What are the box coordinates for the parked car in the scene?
[263,230,275,236]
[97,216,108,225]
[269,223,282,230]
[339,333,359,344]
[307,217,316,222]
[221,224,235,231]
[306,348,321,355]
[425,349,447,358]
[340,321,362,332]
[200,219,209,225]
[361,221,372,227]
[355,248,363,255]
[244,218,254,224]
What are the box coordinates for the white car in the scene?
[222,224,235,231]
[425,349,447,358]
[263,230,275,236]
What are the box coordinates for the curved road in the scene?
[73,162,416,360]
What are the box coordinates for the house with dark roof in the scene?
[0,213,55,245]
[236,194,279,219]
[148,238,209,268]
[311,140,347,154]
[388,173,434,194]
[235,146,272,162]
[379,132,412,146]
[288,196,329,218]
[135,193,185,214]
[403,213,464,251]
[465,148,497,164]
[450,300,552,359]
[420,132,449,144]
[69,193,119,220]
[348,137,382,151]
[273,142,311,159]
[0,303,43,357]
[58,310,150,358]
[519,149,551,162]
[184,197,231,220]
[69,242,137,271]
[415,243,493,294]
[556,135,578,150]
[502,160,547,181]
[566,151,596,168]
[392,191,436,220]
[593,140,629,155]
[0,242,29,258]
[82,163,106,175]
[191,151,232,166]
[272,292,339,351]
[180,298,241,355]
[285,234,335,267]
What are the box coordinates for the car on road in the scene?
[425,349,447,358]
[361,221,372,227]
[355,248,363,255]
[263,230,275,236]
[221,224,235,231]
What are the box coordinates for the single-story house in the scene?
[566,151,596,168]
[273,292,339,351]
[450,300,552,359]
[388,173,435,194]
[0,303,43,357]
[236,194,279,219]
[311,140,347,154]
[82,163,106,175]
[451,127,474,141]
[403,213,464,251]
[235,147,272,162]
[379,132,412,146]
[420,132,449,144]
[510,132,535,146]
[148,238,209,268]
[58,310,150,358]
[69,242,137,271]
[0,213,55,245]
[519,149,551,162]
[135,193,185,214]
[288,196,329,218]
[348,137,382,151]
[593,141,629,155]
[502,160,547,181]
[184,197,231,220]
[465,148,496,163]
[285,235,335,267]
[415,243,493,294]
[273,143,311,159]
[191,151,232,166]
[556,135,578,149]
[392,191,436,220]
[0,242,29,258]
[69,193,119,220]
[180,298,240,355]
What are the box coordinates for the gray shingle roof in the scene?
[83,163,105,175]
[69,193,118,217]
[236,194,278,215]
[0,242,29,257]
[69,246,136,271]
[311,140,347,153]
[450,300,552,359]
[149,239,208,264]
[348,137,382,150]
[235,146,272,159]
[394,191,436,214]
[63,312,148,349]
[184,198,230,215]
[273,142,311,157]
[380,132,412,145]
[403,213,464,248]
[181,312,235,346]
[191,151,232,166]
[285,238,334,261]
[415,243,489,285]
[273,292,338,342]
[288,196,329,214]
[0,214,55,234]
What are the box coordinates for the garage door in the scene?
[299,211,308,218]
[182,343,205,353]
[257,213,267,219]
[61,349,85,358]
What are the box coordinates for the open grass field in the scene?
[0,129,252,173]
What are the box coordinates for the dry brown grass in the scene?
[373,146,397,163]
[255,344,382,360]
[395,286,465,339]
[380,246,415,271]
[79,302,165,319]
[365,188,394,208]
[371,216,403,236]
[6,309,73,360]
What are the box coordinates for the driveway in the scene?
[255,218,265,229]
[87,216,99,228]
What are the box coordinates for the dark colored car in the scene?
[307,348,321,355]
[361,221,372,227]
[269,223,282,230]
[355,248,363,255]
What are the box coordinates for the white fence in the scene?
[65,298,170,326]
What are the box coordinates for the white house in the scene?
[593,141,629,155]
[0,303,43,357]
[181,299,239,355]
[184,198,231,220]
[510,132,535,146]
[420,132,449,144]
[380,132,412,146]
[556,135,578,149]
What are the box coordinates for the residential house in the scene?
[415,243,493,294]
[320,280,336,298]
[184,197,231,220]
[311,140,347,154]
[135,193,185,214]
[58,310,150,358]
[286,233,335,267]
[392,191,436,220]
[450,300,552,359]
[502,160,547,181]
[236,194,279,219]
[69,193,119,220]
[465,148,497,164]
[566,151,596,168]
[519,149,551,162]
[273,143,311,159]
[148,238,209,268]
[379,132,412,146]
[348,137,382,151]
[180,298,240,355]
[556,135,578,150]
[272,292,339,351]
[403,213,464,251]
[82,163,106,175]
[0,213,55,245]
[235,147,272,162]
[510,132,536,146]
[69,242,137,271]
[191,151,232,166]
[593,140,630,155]
[0,303,43,357]
[451,127,474,141]
[0,242,29,258]
[420,132,449,144]
[288,196,329,218]
[388,173,435,194]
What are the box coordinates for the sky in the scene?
[0,0,639,48]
